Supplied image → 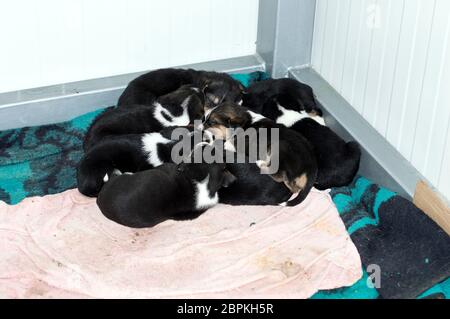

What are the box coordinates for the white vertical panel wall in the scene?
[312,0,450,201]
[0,0,259,93]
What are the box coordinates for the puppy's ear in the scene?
[238,83,247,95]
[222,170,237,188]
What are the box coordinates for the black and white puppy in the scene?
[289,119,361,190]
[256,96,326,127]
[83,85,205,151]
[96,162,236,229]
[243,78,323,118]
[192,143,291,206]
[118,68,244,110]
[256,92,361,189]
[202,103,318,207]
[77,127,205,197]
[243,82,360,189]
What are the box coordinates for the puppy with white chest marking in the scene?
[77,127,207,197]
[202,103,318,207]
[243,78,323,118]
[241,79,360,189]
[83,85,205,151]
[96,162,236,229]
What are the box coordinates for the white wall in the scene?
[0,0,259,93]
[312,0,450,201]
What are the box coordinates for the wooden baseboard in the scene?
[414,181,450,236]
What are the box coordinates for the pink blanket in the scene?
[0,189,362,299]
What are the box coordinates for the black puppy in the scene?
[118,68,244,110]
[243,78,323,118]
[290,118,361,190]
[83,85,205,151]
[202,103,318,207]
[77,127,205,197]
[219,160,292,206]
[96,162,236,229]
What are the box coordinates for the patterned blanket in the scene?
[0,72,449,299]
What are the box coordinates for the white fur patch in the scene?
[248,111,267,124]
[153,97,191,127]
[103,168,124,182]
[112,168,123,175]
[195,175,219,210]
[256,156,272,175]
[204,105,219,119]
[141,133,172,167]
[276,104,310,127]
[310,115,326,126]
[224,140,236,152]
[276,103,326,127]
[256,160,269,169]
[203,130,215,144]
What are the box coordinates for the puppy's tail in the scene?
[286,171,317,207]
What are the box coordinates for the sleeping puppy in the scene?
[96,162,236,229]
[118,68,244,110]
[202,103,318,207]
[257,96,326,127]
[243,78,323,120]
[219,159,292,206]
[78,127,203,197]
[289,118,361,190]
[83,85,205,151]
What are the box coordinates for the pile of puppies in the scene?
[77,68,361,228]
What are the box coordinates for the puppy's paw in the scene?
[112,168,123,176]
[104,169,124,182]
[203,130,215,144]
[224,140,236,152]
[256,160,272,174]
[255,160,268,168]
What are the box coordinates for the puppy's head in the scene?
[296,82,322,116]
[201,103,251,139]
[202,74,245,111]
[157,85,206,123]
